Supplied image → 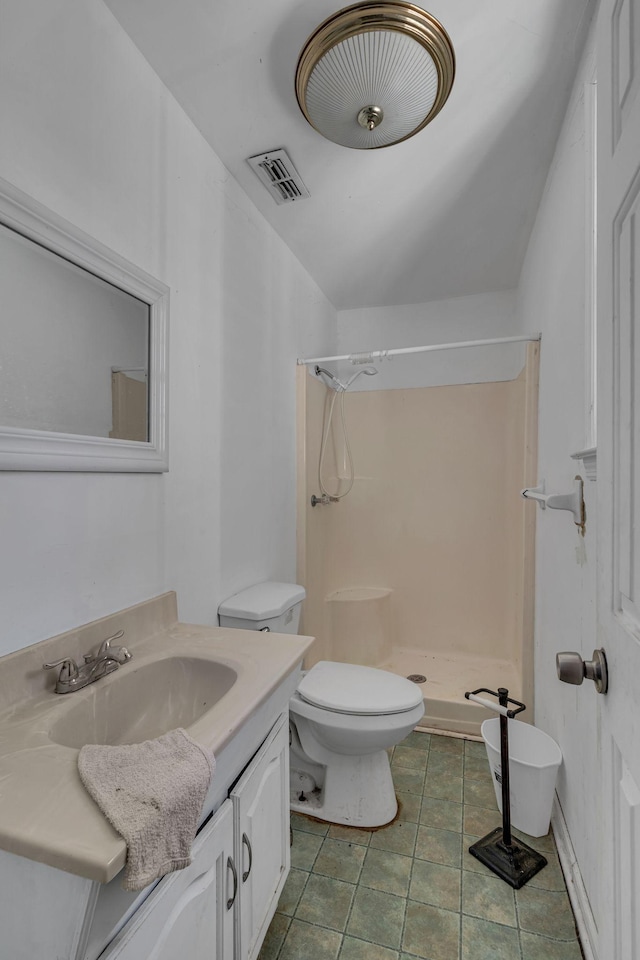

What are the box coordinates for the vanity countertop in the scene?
[0,593,313,883]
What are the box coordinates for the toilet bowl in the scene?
[218,582,425,828]
[289,660,424,826]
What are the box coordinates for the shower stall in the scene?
[296,335,539,737]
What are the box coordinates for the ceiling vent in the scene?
[247,149,310,205]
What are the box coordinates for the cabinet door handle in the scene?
[226,856,238,910]
[242,832,253,882]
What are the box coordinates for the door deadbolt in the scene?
[556,648,608,694]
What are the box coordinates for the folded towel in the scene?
[78,729,215,891]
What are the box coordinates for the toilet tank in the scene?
[218,582,306,634]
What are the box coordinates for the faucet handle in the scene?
[98,630,125,656]
[84,631,132,665]
[43,658,79,681]
[85,630,129,663]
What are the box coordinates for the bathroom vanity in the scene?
[0,593,313,960]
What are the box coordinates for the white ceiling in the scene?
[103,0,593,311]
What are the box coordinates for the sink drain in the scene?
[407,674,427,683]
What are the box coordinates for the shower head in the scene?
[315,364,379,391]
[343,366,379,389]
[315,365,346,391]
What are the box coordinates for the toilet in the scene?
[218,581,425,828]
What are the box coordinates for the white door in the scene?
[597,1,640,957]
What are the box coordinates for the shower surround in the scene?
[296,343,538,736]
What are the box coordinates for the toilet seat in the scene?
[297,661,423,716]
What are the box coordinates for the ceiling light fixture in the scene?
[295,1,455,150]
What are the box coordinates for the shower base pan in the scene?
[377,647,522,738]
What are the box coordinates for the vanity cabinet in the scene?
[231,713,290,960]
[101,800,235,960]
[98,712,289,960]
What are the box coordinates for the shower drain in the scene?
[407,674,427,684]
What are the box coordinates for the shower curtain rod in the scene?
[297,333,541,366]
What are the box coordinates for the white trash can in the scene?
[481,718,562,838]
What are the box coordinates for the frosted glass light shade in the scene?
[296,2,455,150]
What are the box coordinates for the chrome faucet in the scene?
[43,630,132,694]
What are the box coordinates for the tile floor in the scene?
[258,730,583,960]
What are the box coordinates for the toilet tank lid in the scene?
[298,661,424,715]
[218,582,306,620]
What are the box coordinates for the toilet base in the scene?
[290,749,398,828]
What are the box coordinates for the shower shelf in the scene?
[326,587,392,602]
[326,588,392,668]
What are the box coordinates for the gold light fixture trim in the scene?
[295,1,455,149]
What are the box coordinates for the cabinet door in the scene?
[102,800,235,960]
[231,713,290,960]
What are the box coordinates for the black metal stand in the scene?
[464,687,547,889]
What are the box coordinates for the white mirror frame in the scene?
[0,177,168,472]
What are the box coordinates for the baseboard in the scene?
[414,724,482,741]
[551,795,599,960]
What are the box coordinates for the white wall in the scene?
[516,16,599,934]
[335,291,525,389]
[0,0,336,657]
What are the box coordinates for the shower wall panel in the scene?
[300,369,528,667]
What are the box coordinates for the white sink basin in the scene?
[48,657,237,749]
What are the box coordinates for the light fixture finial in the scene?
[357,106,384,131]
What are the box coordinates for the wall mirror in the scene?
[0,177,168,471]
